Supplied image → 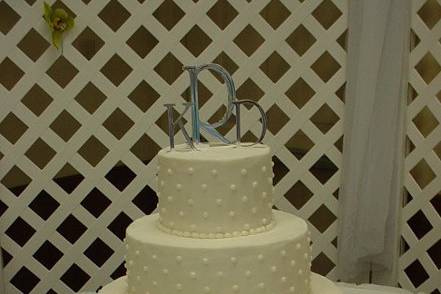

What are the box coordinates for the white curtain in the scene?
[338,0,410,284]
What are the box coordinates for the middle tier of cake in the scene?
[125,210,312,294]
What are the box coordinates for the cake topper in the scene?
[164,64,267,149]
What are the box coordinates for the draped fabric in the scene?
[338,0,410,283]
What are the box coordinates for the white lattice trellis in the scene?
[0,0,347,292]
[399,1,441,293]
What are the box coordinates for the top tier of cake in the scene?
[157,143,274,237]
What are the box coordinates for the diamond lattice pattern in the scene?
[400,1,441,293]
[0,0,346,292]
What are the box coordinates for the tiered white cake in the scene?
[99,144,341,294]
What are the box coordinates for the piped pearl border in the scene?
[157,220,276,239]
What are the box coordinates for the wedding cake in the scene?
[99,143,341,294]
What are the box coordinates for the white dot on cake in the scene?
[261,192,267,199]
[202,257,209,264]
[244,223,250,230]
[289,286,295,292]
[257,254,264,261]
[190,272,196,279]
[252,181,258,188]
[143,266,148,272]
[176,283,182,290]
[169,221,175,227]
[262,218,268,224]
[258,282,265,289]
[152,254,157,260]
[179,211,185,217]
[211,169,218,176]
[230,257,237,264]
[230,184,236,191]
[176,183,182,190]
[290,260,296,266]
[242,195,248,202]
[162,268,169,274]
[216,198,222,206]
[245,270,252,277]
[152,281,157,286]
[187,167,194,174]
[135,250,140,255]
[270,266,277,272]
[241,168,247,175]
[298,269,304,275]
[176,256,183,263]
[160,180,165,187]
[232,285,239,292]
[167,168,173,175]
[128,260,134,266]
[217,271,224,277]
[167,196,173,202]
[251,207,257,214]
[201,183,208,190]
[203,212,208,218]
[229,211,235,217]
[281,276,287,282]
[187,198,194,206]
[204,286,211,293]
[262,166,267,172]
[296,243,302,249]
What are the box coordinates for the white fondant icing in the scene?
[124,211,311,294]
[100,263,342,294]
[99,144,343,294]
[157,144,273,235]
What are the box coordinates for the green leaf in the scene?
[52,30,63,49]
[66,17,74,31]
[43,2,53,24]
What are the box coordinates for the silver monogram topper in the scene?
[164,64,267,149]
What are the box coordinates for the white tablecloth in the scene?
[82,284,417,294]
[338,283,416,294]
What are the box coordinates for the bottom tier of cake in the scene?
[105,210,323,294]
[99,273,342,294]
